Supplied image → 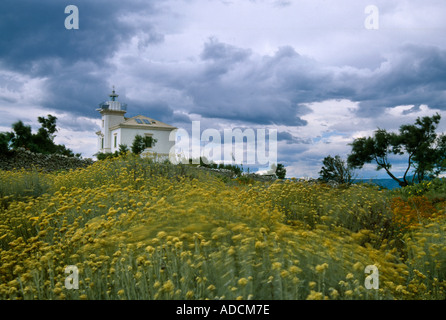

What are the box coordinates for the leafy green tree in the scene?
[9,121,34,150]
[37,115,58,136]
[131,135,145,155]
[275,163,286,179]
[131,135,157,155]
[111,144,129,158]
[0,132,13,155]
[1,115,78,157]
[396,113,445,182]
[347,113,445,187]
[319,155,354,184]
[436,135,446,175]
[33,115,58,154]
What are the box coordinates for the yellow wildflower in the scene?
[306,290,323,300]
[162,280,174,293]
[237,278,248,286]
[315,263,329,274]
[272,262,282,270]
[186,291,194,299]
[353,262,363,271]
[207,285,216,291]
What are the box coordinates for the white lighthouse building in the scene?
[96,88,177,158]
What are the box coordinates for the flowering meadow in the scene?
[0,155,445,300]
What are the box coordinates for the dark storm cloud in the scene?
[133,38,446,129]
[201,38,252,63]
[171,112,192,125]
[277,131,311,144]
[342,44,446,116]
[0,0,161,72]
[282,44,446,116]
[36,60,114,118]
[183,42,313,126]
[0,0,163,117]
[130,100,174,122]
[2,2,445,133]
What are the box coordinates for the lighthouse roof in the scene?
[110,115,177,131]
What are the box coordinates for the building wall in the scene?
[110,128,121,153]
[115,128,175,155]
[101,112,125,153]
[97,134,103,152]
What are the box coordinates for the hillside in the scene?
[0,154,445,300]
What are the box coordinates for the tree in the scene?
[33,114,58,154]
[0,115,78,157]
[0,132,13,155]
[112,144,129,157]
[38,114,58,138]
[9,120,34,150]
[396,113,444,182]
[275,163,286,179]
[319,155,355,184]
[118,144,129,155]
[131,134,157,155]
[435,135,446,175]
[347,113,445,187]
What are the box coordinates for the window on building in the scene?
[144,134,154,148]
[135,119,143,124]
[143,119,150,124]
[102,120,104,128]
[101,138,104,149]
[114,134,117,148]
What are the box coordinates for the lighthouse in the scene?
[95,87,177,158]
[96,87,127,153]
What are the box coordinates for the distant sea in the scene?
[287,178,402,190]
[354,178,401,190]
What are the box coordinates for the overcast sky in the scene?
[1,0,445,178]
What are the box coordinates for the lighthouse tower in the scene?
[96,87,127,153]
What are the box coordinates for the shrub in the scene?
[391,196,438,230]
[131,135,157,155]
[96,152,114,160]
[275,163,286,179]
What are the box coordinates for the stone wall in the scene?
[0,148,94,172]
[196,166,277,182]
[244,173,277,182]
[195,166,237,178]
